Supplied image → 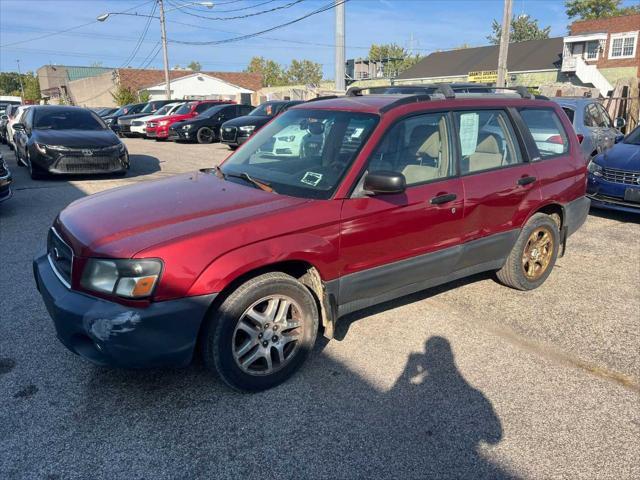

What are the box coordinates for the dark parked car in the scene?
[13,105,129,179]
[34,87,589,392]
[587,125,640,213]
[96,107,118,117]
[220,100,304,149]
[102,102,146,135]
[0,111,9,144]
[117,100,178,137]
[168,104,254,143]
[0,153,12,203]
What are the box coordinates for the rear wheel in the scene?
[496,213,559,290]
[196,127,214,144]
[202,272,318,392]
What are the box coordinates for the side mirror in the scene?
[613,117,626,129]
[364,170,406,195]
[13,123,25,131]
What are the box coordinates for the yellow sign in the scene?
[467,70,498,83]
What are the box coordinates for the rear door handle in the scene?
[430,193,457,205]
[517,176,536,186]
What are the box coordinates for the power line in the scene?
[169,0,350,46]
[121,1,158,67]
[0,0,155,48]
[165,0,304,21]
[174,0,278,14]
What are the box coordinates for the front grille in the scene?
[55,155,121,173]
[601,167,640,185]
[48,228,73,287]
[221,126,237,142]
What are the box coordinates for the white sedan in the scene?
[130,102,184,136]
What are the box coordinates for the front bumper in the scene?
[31,149,129,175]
[168,128,195,141]
[587,193,640,214]
[33,253,217,368]
[221,135,248,148]
[156,125,170,138]
[587,174,640,214]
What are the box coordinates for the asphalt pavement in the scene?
[1,139,638,479]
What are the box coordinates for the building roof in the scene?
[144,72,254,93]
[65,66,114,81]
[396,37,564,80]
[117,68,262,93]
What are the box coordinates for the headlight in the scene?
[239,125,255,133]
[35,143,48,155]
[277,135,295,142]
[587,160,603,177]
[105,118,114,125]
[81,258,163,299]
[158,120,169,126]
[182,124,194,130]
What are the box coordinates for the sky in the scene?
[0,0,637,78]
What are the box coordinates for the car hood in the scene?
[118,113,151,124]
[33,129,120,148]
[56,171,307,258]
[222,115,270,128]
[596,142,640,171]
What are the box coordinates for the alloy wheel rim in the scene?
[232,295,303,376]
[199,128,213,143]
[522,227,554,280]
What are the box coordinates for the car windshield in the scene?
[34,109,106,130]
[249,103,281,117]
[623,126,640,145]
[175,102,195,115]
[140,102,162,114]
[154,104,174,116]
[112,106,129,116]
[220,109,378,199]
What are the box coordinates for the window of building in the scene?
[586,41,599,60]
[609,32,638,59]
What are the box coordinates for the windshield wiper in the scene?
[224,170,275,193]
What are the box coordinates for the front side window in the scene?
[609,32,637,59]
[519,108,569,158]
[34,108,106,130]
[455,110,522,173]
[175,102,196,115]
[367,112,454,186]
[221,109,378,199]
[596,104,612,128]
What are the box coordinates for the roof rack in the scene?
[305,95,339,103]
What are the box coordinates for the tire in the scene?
[155,137,166,142]
[496,213,560,291]
[228,145,238,151]
[196,127,214,144]
[27,154,43,180]
[202,272,319,392]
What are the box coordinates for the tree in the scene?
[22,73,40,102]
[285,59,322,85]
[565,0,639,20]
[245,56,287,87]
[111,85,137,106]
[0,71,41,102]
[139,90,151,102]
[187,61,202,72]
[368,43,423,78]
[487,14,551,44]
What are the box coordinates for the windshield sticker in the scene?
[351,127,364,138]
[459,113,479,156]
[301,172,323,187]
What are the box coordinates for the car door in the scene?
[338,111,465,311]
[16,108,34,161]
[456,108,540,253]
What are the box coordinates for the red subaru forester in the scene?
[34,86,590,392]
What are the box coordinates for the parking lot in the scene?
[1,138,639,479]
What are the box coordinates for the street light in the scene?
[97,1,214,100]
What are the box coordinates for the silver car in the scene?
[551,97,625,161]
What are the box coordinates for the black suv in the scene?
[168,104,253,143]
[220,100,304,149]
[103,102,147,135]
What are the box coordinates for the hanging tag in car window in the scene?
[301,172,323,186]
[459,113,479,156]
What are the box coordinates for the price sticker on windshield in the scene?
[301,172,323,186]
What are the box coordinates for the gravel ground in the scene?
[1,138,639,479]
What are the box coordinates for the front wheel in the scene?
[196,127,214,144]
[27,153,43,180]
[496,213,560,290]
[202,272,319,392]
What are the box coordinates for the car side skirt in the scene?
[328,230,519,318]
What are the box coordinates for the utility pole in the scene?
[16,59,26,100]
[496,0,513,88]
[334,0,345,92]
[158,0,171,100]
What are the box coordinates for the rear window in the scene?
[519,108,569,159]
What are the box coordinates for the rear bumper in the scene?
[33,253,216,368]
[564,196,591,237]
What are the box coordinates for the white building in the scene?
[142,73,254,104]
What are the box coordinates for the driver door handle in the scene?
[430,193,457,205]
[517,176,536,186]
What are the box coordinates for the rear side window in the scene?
[195,103,213,113]
[519,108,569,159]
[562,107,575,124]
[454,109,522,174]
